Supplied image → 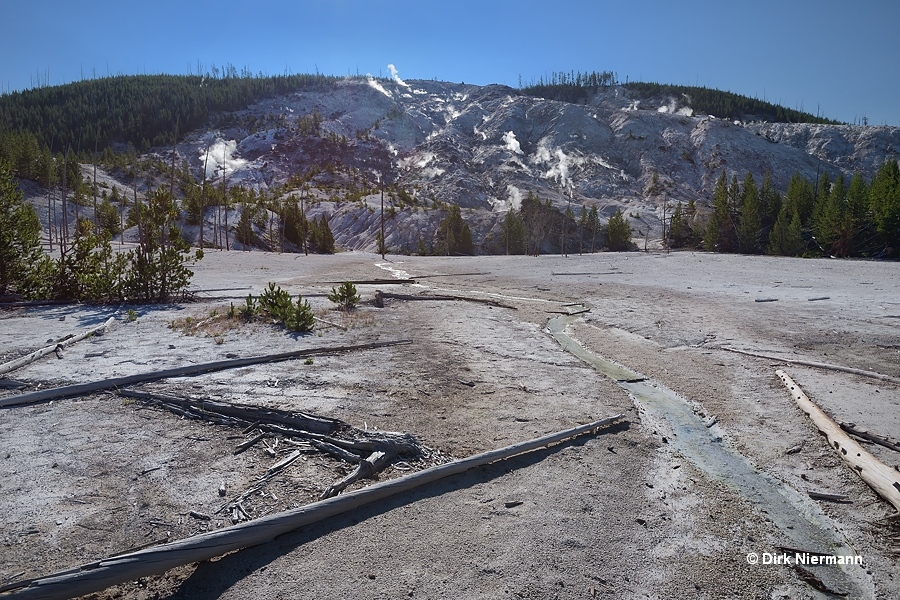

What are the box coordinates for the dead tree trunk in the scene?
[0,340,411,407]
[0,317,115,376]
[0,415,625,600]
[777,370,900,513]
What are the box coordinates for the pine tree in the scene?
[869,159,900,253]
[0,158,51,296]
[737,172,762,253]
[704,171,735,252]
[501,208,526,254]
[668,201,691,248]
[813,174,849,256]
[606,209,631,251]
[587,205,600,252]
[316,214,335,254]
[438,204,474,255]
[768,206,804,256]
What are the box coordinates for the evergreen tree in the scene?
[737,172,762,253]
[124,187,197,302]
[813,174,849,256]
[316,214,335,254]
[704,171,735,252]
[577,204,588,254]
[845,172,874,255]
[236,205,256,248]
[96,194,122,237]
[784,172,815,225]
[869,159,900,253]
[606,209,632,251]
[501,208,526,255]
[438,204,474,255]
[587,205,600,252]
[668,201,692,248]
[768,206,804,256]
[0,158,51,296]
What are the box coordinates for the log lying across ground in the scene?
[0,414,626,600]
[777,370,900,514]
[377,291,517,310]
[0,340,412,408]
[839,422,900,454]
[723,347,900,386]
[0,317,116,376]
[118,388,429,503]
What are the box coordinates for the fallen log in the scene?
[0,317,116,376]
[118,390,341,435]
[0,340,412,408]
[839,422,900,454]
[322,279,416,285]
[0,414,626,600]
[777,370,900,513]
[377,292,516,310]
[722,347,900,386]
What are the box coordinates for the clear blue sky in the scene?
[2,0,898,126]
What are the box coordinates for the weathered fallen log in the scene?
[0,340,412,408]
[0,317,116,376]
[0,414,625,600]
[839,422,900,454]
[323,278,416,285]
[777,370,900,513]
[722,347,900,386]
[117,389,341,435]
[377,291,516,310]
[807,490,851,503]
[123,389,429,508]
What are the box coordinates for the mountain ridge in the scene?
[6,75,900,255]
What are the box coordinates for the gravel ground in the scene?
[1,250,898,599]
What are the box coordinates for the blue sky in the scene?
[2,0,898,126]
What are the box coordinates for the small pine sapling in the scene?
[327,281,360,311]
[285,296,315,332]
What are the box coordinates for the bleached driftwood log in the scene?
[777,369,900,513]
[0,414,626,600]
[0,317,116,376]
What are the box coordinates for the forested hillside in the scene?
[520,70,840,124]
[0,71,338,170]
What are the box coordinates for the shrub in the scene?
[327,281,360,311]
[259,282,315,332]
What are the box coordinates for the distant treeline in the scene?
[0,71,339,157]
[519,70,840,124]
[669,161,900,259]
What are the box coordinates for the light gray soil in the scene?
[1,250,898,599]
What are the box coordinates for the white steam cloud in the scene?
[657,97,693,116]
[502,131,523,155]
[507,184,524,211]
[531,140,583,187]
[202,139,247,179]
[387,64,410,89]
[366,75,391,98]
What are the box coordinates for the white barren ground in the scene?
[1,250,898,599]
